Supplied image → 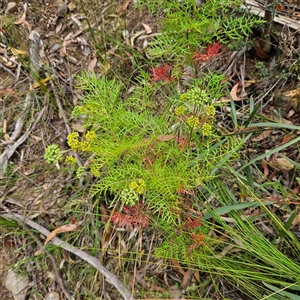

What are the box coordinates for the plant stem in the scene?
[261,0,276,54]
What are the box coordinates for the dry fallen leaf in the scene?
[275,4,285,11]
[4,133,10,141]
[281,134,293,144]
[280,87,300,109]
[262,160,269,176]
[292,212,300,226]
[253,38,271,60]
[271,157,294,171]
[157,134,176,142]
[87,57,97,72]
[117,0,131,13]
[45,224,78,245]
[30,76,54,91]
[169,259,185,275]
[14,11,31,32]
[67,2,76,12]
[251,130,272,142]
[181,269,193,290]
[141,22,152,34]
[230,83,244,101]
[269,115,294,125]
[194,269,200,282]
[10,47,27,57]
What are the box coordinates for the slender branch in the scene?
[21,221,74,300]
[0,206,135,300]
[0,106,46,176]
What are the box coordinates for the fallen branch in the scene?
[16,215,74,300]
[243,0,300,30]
[0,206,135,300]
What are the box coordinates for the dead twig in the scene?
[0,106,46,177]
[223,46,247,76]
[260,0,276,54]
[0,205,135,300]
[243,0,300,30]
[12,213,74,300]
[0,61,17,77]
[1,93,33,146]
[0,29,44,176]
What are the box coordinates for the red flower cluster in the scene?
[111,203,150,229]
[186,217,201,229]
[150,64,174,82]
[193,41,224,62]
[177,137,195,149]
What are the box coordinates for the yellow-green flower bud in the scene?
[121,188,139,206]
[67,132,80,151]
[90,165,100,177]
[180,93,189,102]
[186,116,200,129]
[65,155,77,165]
[85,131,96,141]
[79,141,91,152]
[205,105,216,116]
[185,87,210,105]
[44,144,62,164]
[201,122,213,136]
[129,179,145,194]
[175,105,186,116]
[76,166,85,179]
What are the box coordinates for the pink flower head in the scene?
[178,184,195,196]
[193,41,224,62]
[186,217,201,229]
[111,203,150,229]
[150,64,174,82]
[176,137,195,149]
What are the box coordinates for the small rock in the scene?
[45,291,60,300]
[5,269,29,300]
[5,2,18,15]
[56,1,68,17]
[68,2,76,12]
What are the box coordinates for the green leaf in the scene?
[239,136,300,171]
[244,100,260,128]
[279,209,298,239]
[248,122,300,130]
[202,201,274,220]
[245,166,254,191]
[230,96,238,128]
[262,282,300,300]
